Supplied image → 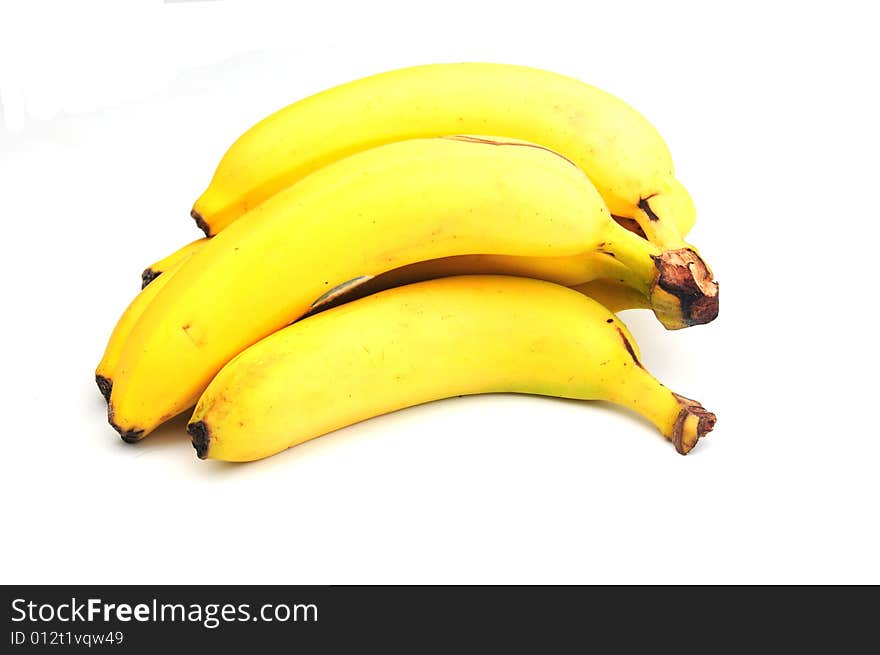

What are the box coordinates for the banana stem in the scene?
[606,368,716,455]
[599,222,663,292]
[602,222,719,330]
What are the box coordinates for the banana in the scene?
[188,276,716,461]
[96,257,191,402]
[140,238,208,289]
[107,137,714,440]
[192,63,697,252]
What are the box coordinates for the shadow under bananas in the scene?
[110,411,191,459]
[110,410,306,475]
[114,391,710,470]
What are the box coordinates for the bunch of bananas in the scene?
[97,63,719,461]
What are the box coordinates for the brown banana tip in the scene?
[106,403,145,443]
[672,393,717,455]
[191,209,212,237]
[187,421,210,459]
[141,268,160,289]
[652,249,719,326]
[118,431,145,444]
[95,375,113,402]
[108,419,145,443]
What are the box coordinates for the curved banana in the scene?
[96,257,190,402]
[140,238,208,288]
[188,276,716,461]
[192,63,697,252]
[108,137,712,440]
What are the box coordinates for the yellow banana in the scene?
[140,238,208,289]
[192,63,696,252]
[188,276,716,461]
[96,257,191,402]
[108,137,713,440]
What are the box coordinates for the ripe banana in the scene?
[188,276,716,461]
[140,238,208,288]
[191,63,697,253]
[107,136,712,440]
[96,257,191,402]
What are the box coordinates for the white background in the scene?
[1,0,878,584]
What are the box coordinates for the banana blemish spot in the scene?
[637,196,661,221]
[616,327,643,369]
[181,323,206,349]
